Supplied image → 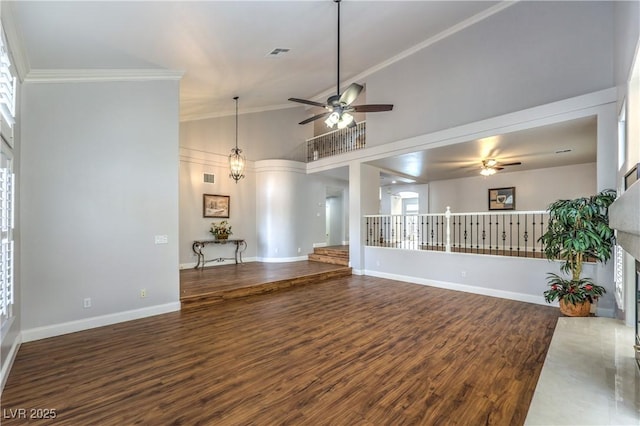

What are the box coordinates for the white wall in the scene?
[178,151,257,267]
[180,107,311,162]
[364,247,605,314]
[366,1,614,148]
[429,162,597,213]
[255,160,334,261]
[613,0,640,325]
[20,80,180,339]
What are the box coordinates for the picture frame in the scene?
[488,187,516,211]
[203,194,230,218]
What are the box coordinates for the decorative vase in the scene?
[559,299,591,317]
[216,234,229,240]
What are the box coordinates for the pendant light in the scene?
[228,96,245,183]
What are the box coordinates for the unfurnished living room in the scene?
[1,1,639,425]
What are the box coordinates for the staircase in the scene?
[308,245,349,266]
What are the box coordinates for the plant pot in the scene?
[216,234,229,240]
[559,299,591,317]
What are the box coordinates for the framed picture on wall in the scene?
[203,194,230,218]
[488,187,515,210]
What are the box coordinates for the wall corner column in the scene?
[349,162,379,273]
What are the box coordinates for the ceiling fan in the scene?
[480,159,522,176]
[288,0,393,129]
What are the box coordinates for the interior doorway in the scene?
[326,187,345,246]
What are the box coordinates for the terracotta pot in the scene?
[559,299,591,317]
[216,234,229,240]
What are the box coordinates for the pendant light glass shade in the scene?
[229,96,245,183]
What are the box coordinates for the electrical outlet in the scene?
[83,298,92,308]
[140,289,147,298]
[461,271,467,278]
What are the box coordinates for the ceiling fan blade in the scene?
[495,167,505,171]
[288,98,327,108]
[500,162,522,166]
[299,112,330,125]
[352,104,394,113]
[339,83,363,106]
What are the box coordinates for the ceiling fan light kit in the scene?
[289,0,393,129]
[479,158,522,176]
[480,167,497,177]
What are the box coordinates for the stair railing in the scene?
[306,121,366,162]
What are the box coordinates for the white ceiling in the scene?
[6,0,501,120]
[4,1,597,183]
[370,116,597,184]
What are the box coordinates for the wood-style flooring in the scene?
[180,261,352,306]
[2,275,559,425]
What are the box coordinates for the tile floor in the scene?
[526,317,640,425]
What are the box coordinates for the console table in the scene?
[192,239,247,269]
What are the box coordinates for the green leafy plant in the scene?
[543,273,605,304]
[210,220,233,236]
[538,189,616,304]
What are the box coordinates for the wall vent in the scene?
[203,173,215,184]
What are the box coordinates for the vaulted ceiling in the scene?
[5,1,503,120]
[3,1,598,183]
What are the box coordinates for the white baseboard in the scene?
[0,332,21,393]
[21,302,181,343]
[313,242,327,248]
[364,269,549,306]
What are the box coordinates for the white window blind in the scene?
[0,169,13,319]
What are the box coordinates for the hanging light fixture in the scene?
[228,96,245,183]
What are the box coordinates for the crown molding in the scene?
[24,68,184,84]
[180,102,296,123]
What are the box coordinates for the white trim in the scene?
[24,69,184,84]
[21,302,181,343]
[0,331,21,392]
[364,269,550,306]
[254,159,307,175]
[313,242,328,248]
[181,102,295,123]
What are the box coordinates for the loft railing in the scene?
[365,208,549,258]
[306,121,366,162]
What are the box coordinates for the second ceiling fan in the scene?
[288,0,393,129]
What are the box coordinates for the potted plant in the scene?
[538,189,616,316]
[210,220,233,240]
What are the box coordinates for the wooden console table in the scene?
[192,239,247,269]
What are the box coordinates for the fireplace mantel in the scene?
[610,181,640,260]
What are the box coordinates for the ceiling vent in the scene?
[267,48,290,56]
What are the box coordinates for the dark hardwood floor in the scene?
[2,275,559,425]
[180,261,352,306]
